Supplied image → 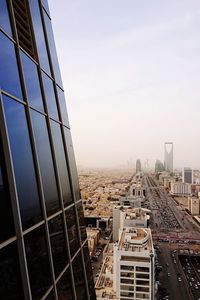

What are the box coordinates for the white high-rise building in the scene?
[113,228,155,300]
[164,142,173,172]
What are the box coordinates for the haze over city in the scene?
[49,0,200,169]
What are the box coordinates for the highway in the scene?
[145,175,200,300]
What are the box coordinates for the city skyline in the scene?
[49,0,200,169]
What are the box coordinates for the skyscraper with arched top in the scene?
[164,142,173,172]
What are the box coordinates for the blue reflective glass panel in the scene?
[43,12,63,87]
[56,268,74,300]
[0,32,22,99]
[72,253,87,300]
[0,0,12,36]
[3,96,42,230]
[64,128,80,201]
[50,121,73,206]
[42,0,50,16]
[29,0,51,75]
[24,226,52,299]
[42,73,59,120]
[20,51,44,111]
[31,111,60,216]
[0,134,15,243]
[0,243,24,300]
[57,87,69,127]
[76,202,87,243]
[48,215,68,277]
[65,206,80,258]
[83,244,96,300]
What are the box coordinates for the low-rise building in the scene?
[170,182,191,197]
[188,197,199,215]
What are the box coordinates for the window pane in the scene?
[31,111,60,216]
[0,242,24,300]
[43,12,63,87]
[72,253,87,300]
[56,268,74,300]
[76,202,87,243]
[42,73,59,120]
[0,134,15,243]
[29,0,51,75]
[3,96,42,230]
[0,32,22,99]
[45,291,54,300]
[48,215,68,278]
[24,226,52,299]
[50,121,73,206]
[65,206,80,258]
[83,244,96,300]
[42,0,50,16]
[20,51,44,111]
[64,129,80,201]
[0,0,12,36]
[57,87,69,127]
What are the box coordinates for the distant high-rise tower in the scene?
[0,1,95,299]
[164,142,173,172]
[155,160,164,172]
[136,159,142,173]
[183,167,193,184]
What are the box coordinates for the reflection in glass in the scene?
[76,202,87,243]
[57,87,69,127]
[45,291,54,300]
[24,226,52,299]
[65,206,80,257]
[64,128,80,201]
[3,96,42,230]
[29,0,51,74]
[0,134,15,243]
[56,268,74,300]
[42,0,50,16]
[0,0,12,36]
[0,242,24,300]
[31,111,60,216]
[0,32,22,99]
[72,253,87,300]
[20,51,44,111]
[42,73,59,120]
[43,12,63,87]
[50,121,73,206]
[48,215,68,278]
[83,244,96,300]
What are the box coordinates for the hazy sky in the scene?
[48,0,200,169]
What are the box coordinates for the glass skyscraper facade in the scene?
[0,1,96,299]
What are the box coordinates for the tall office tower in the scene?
[164,142,173,172]
[0,1,95,300]
[183,167,193,184]
[136,159,142,173]
[155,160,164,173]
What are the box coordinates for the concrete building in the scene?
[188,197,199,215]
[136,159,142,173]
[170,182,192,197]
[113,206,150,242]
[183,167,193,184]
[164,142,173,172]
[113,228,155,300]
[87,228,100,256]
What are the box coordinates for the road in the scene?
[145,175,200,300]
